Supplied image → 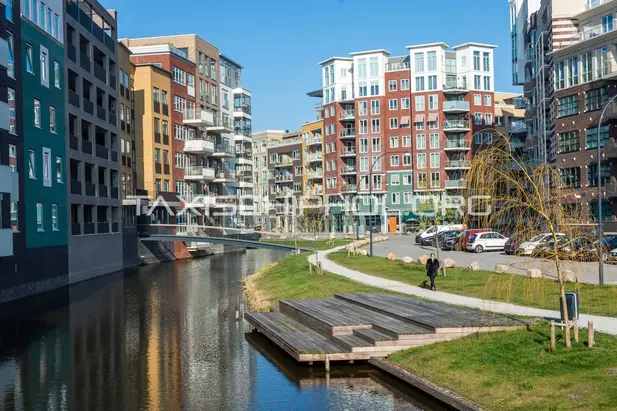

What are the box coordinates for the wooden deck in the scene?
[245,293,527,364]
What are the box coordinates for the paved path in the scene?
[366,235,617,285]
[309,246,617,335]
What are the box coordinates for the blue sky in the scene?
[104,0,519,132]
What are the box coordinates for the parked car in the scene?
[460,229,488,249]
[531,235,569,258]
[423,230,462,247]
[504,236,523,255]
[466,232,509,253]
[442,233,464,251]
[416,225,464,244]
[517,233,565,255]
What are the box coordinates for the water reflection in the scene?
[0,249,442,410]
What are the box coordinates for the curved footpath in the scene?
[309,246,617,335]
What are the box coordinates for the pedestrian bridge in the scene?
[140,234,313,252]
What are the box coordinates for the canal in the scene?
[0,250,445,410]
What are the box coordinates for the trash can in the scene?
[559,292,579,322]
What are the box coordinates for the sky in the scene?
[103,0,519,132]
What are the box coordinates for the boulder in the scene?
[418,255,430,265]
[563,270,577,283]
[279,235,287,240]
[527,268,542,279]
[359,235,366,240]
[387,252,397,261]
[402,256,414,263]
[468,261,480,271]
[495,264,509,273]
[329,232,336,240]
[358,249,368,256]
[443,258,456,268]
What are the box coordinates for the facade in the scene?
[301,119,324,206]
[252,129,284,227]
[65,0,122,283]
[494,92,526,147]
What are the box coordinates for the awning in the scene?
[400,116,410,125]
[414,114,425,123]
[428,112,439,122]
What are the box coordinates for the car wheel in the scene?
[474,245,484,253]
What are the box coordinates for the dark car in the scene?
[442,233,464,251]
[504,236,523,255]
[424,230,462,247]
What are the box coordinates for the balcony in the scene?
[306,136,322,146]
[111,187,119,199]
[206,117,234,134]
[67,43,77,63]
[184,194,216,208]
[341,184,358,194]
[339,109,355,121]
[213,197,239,208]
[386,62,410,72]
[184,166,216,181]
[82,139,92,155]
[94,62,107,84]
[70,134,79,150]
[97,105,106,121]
[274,158,293,168]
[71,223,81,236]
[509,121,527,134]
[340,129,356,139]
[233,103,252,118]
[444,140,471,151]
[95,144,108,160]
[184,138,214,154]
[183,109,214,128]
[443,101,470,113]
[340,147,356,157]
[70,179,82,195]
[341,166,356,175]
[213,171,236,183]
[307,153,323,163]
[514,97,526,109]
[97,222,110,234]
[69,91,80,108]
[443,82,468,94]
[109,73,117,90]
[275,174,294,183]
[307,170,324,179]
[445,160,471,170]
[80,52,91,72]
[83,98,94,115]
[445,179,467,189]
[213,144,235,158]
[275,189,294,199]
[443,120,470,132]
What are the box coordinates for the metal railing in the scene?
[339,109,355,120]
[341,184,358,193]
[445,160,471,168]
[307,153,323,162]
[185,166,216,179]
[340,129,356,138]
[340,147,356,156]
[445,140,471,149]
[443,101,470,111]
[443,120,470,130]
[341,166,356,174]
[509,121,527,133]
[443,82,468,92]
[445,179,467,189]
[385,62,410,71]
[275,174,293,183]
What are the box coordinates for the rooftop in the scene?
[319,56,353,65]
[349,49,392,57]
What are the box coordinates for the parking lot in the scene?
[366,235,617,285]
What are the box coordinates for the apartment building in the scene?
[252,129,284,227]
[318,42,497,232]
[494,92,526,148]
[267,131,303,232]
[301,119,324,205]
[551,0,617,221]
[0,0,23,299]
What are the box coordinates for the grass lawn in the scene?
[389,325,617,410]
[328,252,617,317]
[264,239,351,251]
[244,254,392,312]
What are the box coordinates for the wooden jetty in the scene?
[245,293,526,364]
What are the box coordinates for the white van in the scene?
[415,224,465,244]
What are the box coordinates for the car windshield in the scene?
[469,234,477,242]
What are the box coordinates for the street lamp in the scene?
[596,94,617,286]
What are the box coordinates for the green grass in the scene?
[264,239,351,251]
[245,254,393,311]
[328,252,617,317]
[389,325,617,410]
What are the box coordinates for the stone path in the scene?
[309,246,617,335]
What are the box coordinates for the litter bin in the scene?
[559,292,579,322]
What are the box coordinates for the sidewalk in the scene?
[309,246,617,336]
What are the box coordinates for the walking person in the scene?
[425,253,440,291]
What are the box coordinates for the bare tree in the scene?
[298,207,326,274]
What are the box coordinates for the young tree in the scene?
[298,207,326,274]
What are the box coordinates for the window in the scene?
[473,51,480,71]
[416,121,425,130]
[51,204,58,231]
[483,52,490,71]
[401,98,410,109]
[588,163,611,187]
[415,96,425,111]
[416,134,426,150]
[391,155,400,167]
[484,95,491,106]
[359,82,367,97]
[430,152,440,168]
[427,75,437,90]
[555,61,565,90]
[358,101,367,116]
[475,132,484,144]
[372,137,381,152]
[172,67,186,85]
[8,88,15,135]
[474,75,481,90]
[403,174,413,185]
[485,113,493,125]
[9,144,16,172]
[42,148,51,187]
[402,136,411,147]
[390,174,401,186]
[560,167,581,188]
[36,203,44,232]
[390,118,399,129]
[358,58,367,78]
[403,154,412,166]
[371,100,380,115]
[415,77,425,92]
[418,173,427,188]
[484,76,491,91]
[34,99,41,128]
[417,153,426,169]
[391,192,400,204]
[602,13,614,33]
[557,131,580,153]
[360,138,369,153]
[567,57,579,87]
[360,157,369,172]
[430,172,440,187]
[31,0,37,23]
[400,79,409,90]
[388,80,397,91]
[359,120,368,134]
[5,0,12,22]
[162,91,168,106]
[372,156,382,172]
[414,52,424,72]
[581,52,592,83]
[26,44,34,73]
[390,136,399,148]
[557,95,578,118]
[53,14,59,40]
[474,113,483,125]
[370,81,379,96]
[49,106,56,133]
[389,99,398,110]
[40,48,49,86]
[474,94,481,105]
[7,32,14,79]
[10,201,18,231]
[428,95,438,110]
[585,87,608,112]
[371,118,380,133]
[586,125,610,149]
[29,150,36,179]
[429,133,439,149]
[427,51,437,71]
[46,8,51,34]
[54,61,61,88]
[39,2,44,29]
[173,95,186,112]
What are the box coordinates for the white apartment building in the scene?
[252,130,284,226]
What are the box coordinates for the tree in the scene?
[298,207,326,274]
[465,133,591,348]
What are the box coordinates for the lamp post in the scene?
[369,152,389,257]
[596,94,617,286]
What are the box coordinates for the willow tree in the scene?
[465,132,591,348]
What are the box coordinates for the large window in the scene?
[555,61,565,90]
[588,163,611,187]
[483,52,490,71]
[7,32,14,79]
[585,87,608,112]
[369,57,378,77]
[54,61,61,88]
[560,167,581,188]
[51,204,58,231]
[557,131,580,154]
[557,95,578,118]
[414,52,424,72]
[172,67,186,85]
[415,96,425,111]
[427,51,436,71]
[428,75,437,90]
[26,44,34,73]
[473,51,480,70]
[36,203,44,232]
[34,99,41,128]
[585,125,610,149]
[581,52,592,83]
[415,77,425,92]
[8,88,15,135]
[567,57,579,87]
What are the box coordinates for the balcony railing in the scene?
[509,121,527,133]
[214,144,235,156]
[443,101,470,111]
[341,166,356,174]
[443,120,470,130]
[339,110,355,120]
[386,62,410,71]
[306,136,322,146]
[275,174,293,183]
[185,166,216,180]
[341,184,358,193]
[585,0,612,11]
[340,129,356,138]
[445,160,471,169]
[307,170,324,179]
[445,179,467,189]
[184,138,215,153]
[183,109,214,126]
[340,147,356,156]
[514,97,526,109]
[445,140,471,150]
[274,158,293,167]
[443,82,468,93]
[307,153,322,162]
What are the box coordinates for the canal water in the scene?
[0,250,445,411]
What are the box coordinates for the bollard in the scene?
[550,321,556,352]
[325,355,330,372]
[574,320,579,343]
[588,321,594,348]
